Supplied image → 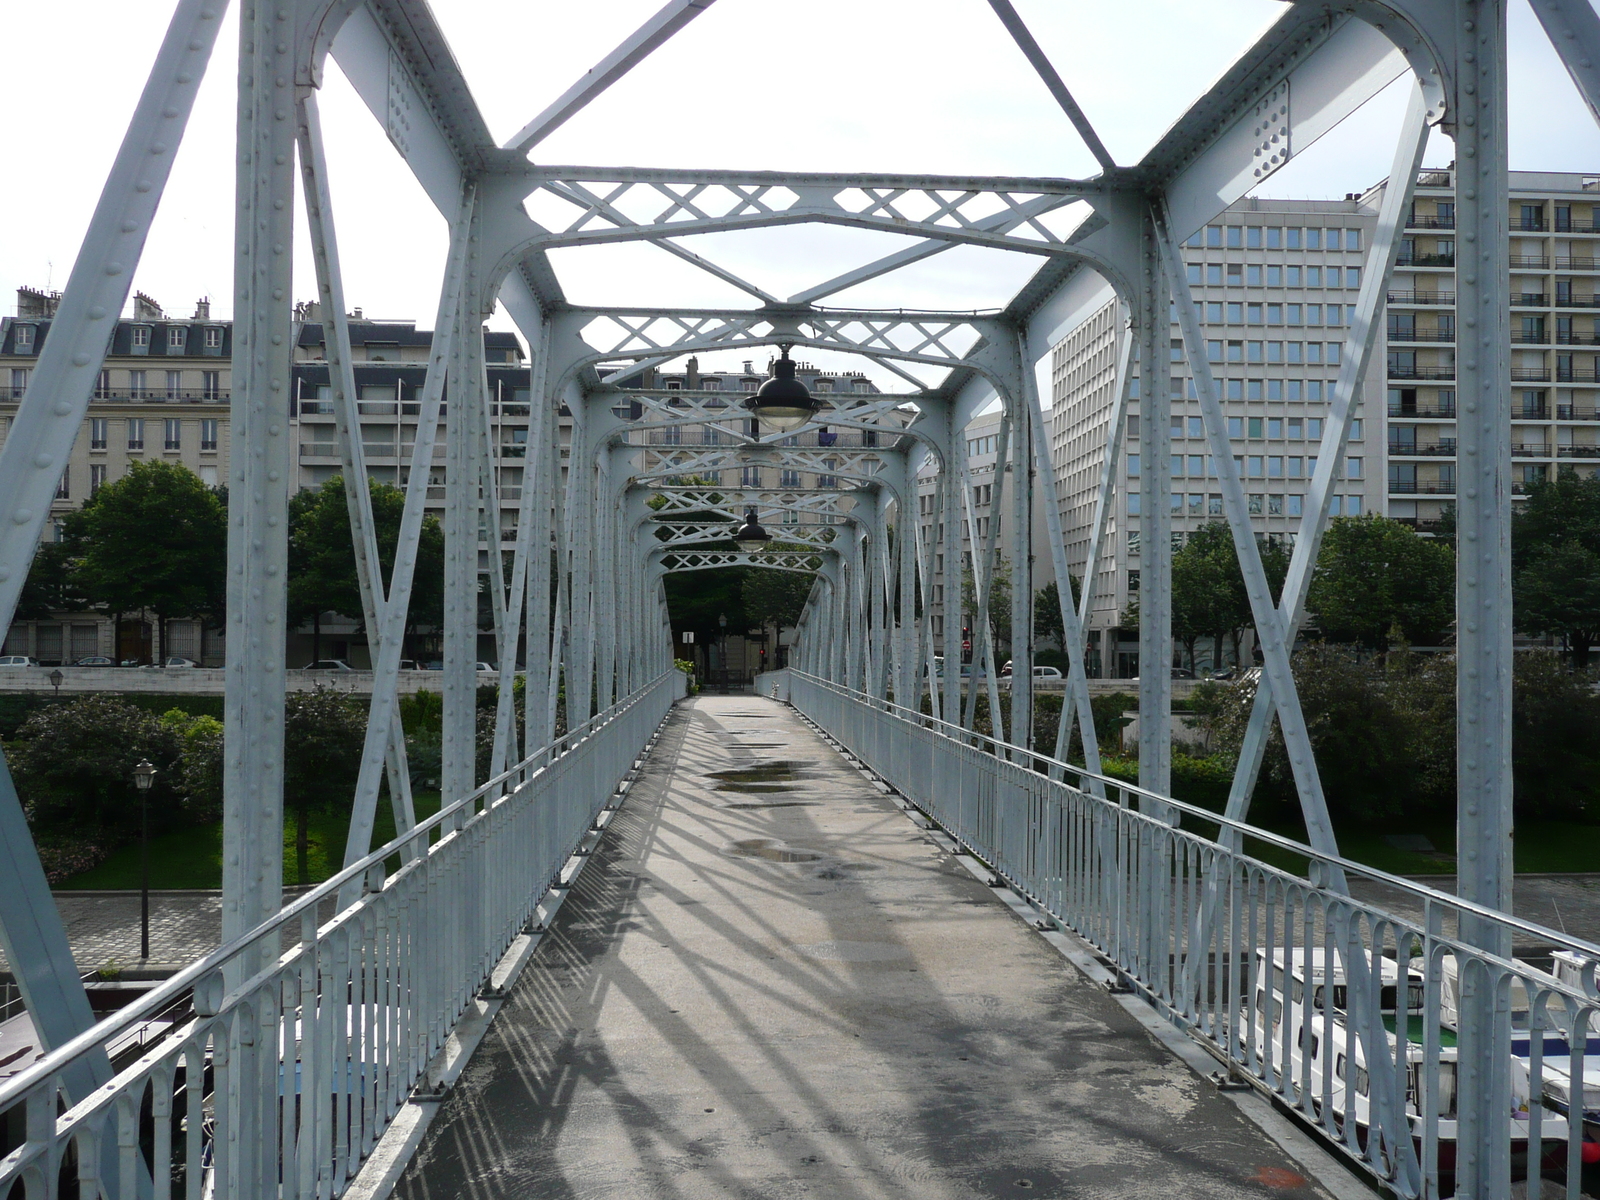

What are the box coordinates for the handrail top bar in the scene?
[787,671,1600,961]
[0,671,676,1105]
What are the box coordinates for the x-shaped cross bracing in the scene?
[656,548,826,574]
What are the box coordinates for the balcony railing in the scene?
[1395,253,1455,268]
[1510,443,1551,456]
[1511,331,1552,344]
[1555,404,1600,419]
[1557,257,1600,271]
[1388,440,1457,456]
[1558,444,1600,457]
[1556,332,1600,345]
[1516,218,1548,232]
[1516,406,1550,419]
[1405,215,1455,229]
[1556,220,1600,233]
[1387,329,1456,343]
[1557,368,1600,383]
[1387,366,1456,380]
[1388,405,1457,418]
[1554,294,1600,307]
[1387,481,1456,494]
[1386,290,1455,305]
[1510,255,1551,268]
[1513,293,1551,306]
[1512,368,1553,381]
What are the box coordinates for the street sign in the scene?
[681,631,695,643]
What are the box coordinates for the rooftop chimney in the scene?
[132,292,164,321]
[16,287,59,318]
[193,297,211,320]
[685,356,700,389]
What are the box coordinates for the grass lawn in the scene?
[59,791,443,890]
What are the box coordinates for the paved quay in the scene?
[395,695,1340,1200]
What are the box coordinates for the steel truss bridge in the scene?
[2,1,1600,1197]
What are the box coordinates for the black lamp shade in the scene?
[733,507,771,553]
[744,351,819,432]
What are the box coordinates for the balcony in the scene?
[1395,253,1455,268]
[1388,404,1457,418]
[1513,293,1551,307]
[1556,332,1600,345]
[89,389,229,403]
[1516,406,1550,419]
[1388,440,1456,456]
[1517,218,1548,232]
[1387,290,1455,305]
[1512,368,1553,382]
[1556,220,1600,233]
[1558,444,1600,458]
[1511,443,1551,456]
[1387,329,1456,343]
[1387,481,1457,494]
[1554,294,1600,308]
[1511,331,1551,344]
[1406,215,1455,230]
[1556,405,1600,420]
[1557,368,1600,383]
[1557,257,1600,271]
[1387,366,1456,381]
[1510,255,1552,269]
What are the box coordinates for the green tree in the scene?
[1306,515,1454,651]
[14,540,89,622]
[287,476,444,662]
[741,568,816,658]
[961,553,1012,653]
[66,461,226,662]
[1511,470,1600,665]
[1515,542,1600,667]
[283,688,366,885]
[160,709,225,823]
[9,695,183,835]
[1032,577,1081,652]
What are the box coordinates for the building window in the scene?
[203,370,221,400]
[90,464,107,494]
[9,368,29,399]
[1268,494,1284,516]
[54,470,69,501]
[132,326,151,350]
[166,370,182,399]
[1347,456,1363,479]
[129,369,147,399]
[90,418,108,449]
[780,469,801,488]
[201,419,218,451]
[205,327,222,349]
[1287,494,1303,517]
[741,466,760,488]
[168,326,187,351]
[164,418,181,450]
[128,418,145,451]
[1127,454,1140,477]
[96,370,111,398]
[13,325,34,351]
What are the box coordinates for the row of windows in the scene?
[10,325,225,352]
[1128,453,1362,481]
[1134,378,1341,402]
[1137,416,1364,441]
[1205,340,1342,366]
[1127,493,1363,520]
[1188,226,1363,252]
[1186,264,1361,289]
[1182,301,1358,326]
[966,434,998,457]
[86,417,219,451]
[53,460,221,501]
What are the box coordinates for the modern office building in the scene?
[1376,168,1600,526]
[1047,196,1387,676]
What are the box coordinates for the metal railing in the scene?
[0,669,681,1199]
[1387,291,1456,305]
[783,670,1600,1199]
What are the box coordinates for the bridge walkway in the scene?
[394,695,1341,1200]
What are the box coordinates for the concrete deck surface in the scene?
[395,695,1336,1200]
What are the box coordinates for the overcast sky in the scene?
[5,0,1599,386]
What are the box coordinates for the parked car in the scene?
[398,659,421,671]
[1171,666,1195,679]
[0,656,39,667]
[422,661,443,671]
[301,660,355,671]
[476,662,497,673]
[1032,665,1063,680]
[74,656,115,667]
[164,657,200,668]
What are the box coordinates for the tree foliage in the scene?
[1306,515,1455,650]
[741,568,815,634]
[64,461,227,657]
[961,553,1012,652]
[282,688,367,885]
[1512,470,1600,666]
[9,695,184,834]
[1032,577,1081,651]
[287,475,444,636]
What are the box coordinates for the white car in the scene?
[0,655,38,667]
[164,657,200,668]
[301,660,355,672]
[476,662,497,673]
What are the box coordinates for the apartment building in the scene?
[1376,168,1600,525]
[0,288,233,663]
[1047,197,1386,677]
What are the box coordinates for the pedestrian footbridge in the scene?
[7,673,1600,1200]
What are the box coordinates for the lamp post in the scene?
[48,668,62,698]
[718,612,729,694]
[133,758,156,960]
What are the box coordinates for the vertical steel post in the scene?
[1135,211,1172,799]
[223,0,295,979]
[1008,380,1034,754]
[1451,3,1514,1192]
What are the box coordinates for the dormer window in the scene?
[131,326,151,354]
[13,325,34,351]
[168,326,187,351]
[204,327,222,349]
[702,378,720,391]
[815,379,833,393]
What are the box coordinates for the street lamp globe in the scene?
[743,345,820,433]
[733,507,771,553]
[133,758,156,791]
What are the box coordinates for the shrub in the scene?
[160,709,225,822]
[9,695,183,837]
